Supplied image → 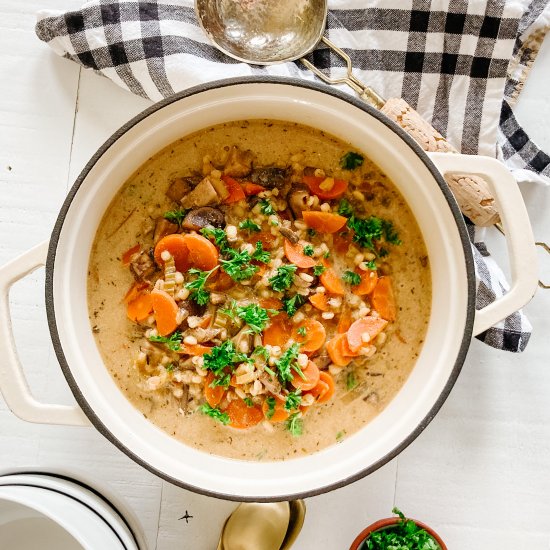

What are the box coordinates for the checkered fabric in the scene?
[35,0,550,351]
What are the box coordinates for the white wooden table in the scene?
[1,2,549,548]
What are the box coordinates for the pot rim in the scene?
[45,76,475,502]
[349,516,448,550]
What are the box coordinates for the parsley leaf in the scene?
[337,199,354,217]
[296,326,306,337]
[244,397,254,407]
[149,331,182,351]
[381,219,402,245]
[303,244,314,257]
[239,219,261,232]
[343,270,361,286]
[251,241,271,264]
[284,389,302,411]
[366,259,377,270]
[265,396,276,419]
[200,227,229,249]
[200,403,230,425]
[235,303,272,333]
[286,413,303,436]
[163,209,188,225]
[165,363,176,373]
[313,264,326,276]
[340,151,364,170]
[203,341,248,378]
[221,248,259,281]
[259,198,276,216]
[269,264,297,292]
[346,371,358,390]
[307,228,317,237]
[252,345,270,361]
[282,293,306,317]
[185,267,217,305]
[274,343,300,384]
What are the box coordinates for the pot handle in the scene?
[0,241,89,426]
[427,153,538,336]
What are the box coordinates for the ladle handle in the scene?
[302,37,501,227]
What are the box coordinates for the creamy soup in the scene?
[88,120,431,461]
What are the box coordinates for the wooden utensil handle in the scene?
[381,97,501,227]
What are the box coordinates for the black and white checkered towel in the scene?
[35,0,550,352]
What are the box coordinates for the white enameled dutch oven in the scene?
[0,78,538,502]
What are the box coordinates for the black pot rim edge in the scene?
[44,76,476,503]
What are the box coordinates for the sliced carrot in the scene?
[347,317,388,353]
[352,268,379,296]
[221,175,246,203]
[263,313,292,347]
[320,268,345,296]
[127,292,153,322]
[313,372,335,403]
[177,343,212,356]
[154,234,190,272]
[204,372,225,407]
[151,289,179,336]
[207,270,234,291]
[182,233,219,271]
[122,244,141,265]
[290,360,320,391]
[326,334,353,367]
[262,395,289,423]
[197,315,212,329]
[303,175,348,200]
[337,307,353,333]
[242,182,265,196]
[307,379,329,402]
[302,211,347,234]
[254,231,277,250]
[283,239,316,268]
[370,276,397,321]
[292,319,326,353]
[260,297,283,311]
[226,399,264,429]
[123,281,149,304]
[309,293,329,312]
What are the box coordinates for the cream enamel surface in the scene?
[87,120,431,461]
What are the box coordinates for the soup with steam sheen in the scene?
[87,120,431,461]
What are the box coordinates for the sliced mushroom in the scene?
[130,250,156,281]
[250,167,289,189]
[288,188,310,218]
[153,218,179,244]
[259,373,282,395]
[223,146,255,177]
[180,176,221,209]
[166,177,199,202]
[181,207,225,231]
[279,227,299,244]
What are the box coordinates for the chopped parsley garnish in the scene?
[210,373,231,388]
[163,209,188,225]
[282,293,306,317]
[259,198,276,216]
[200,403,230,425]
[244,397,254,407]
[296,326,306,337]
[221,248,259,281]
[251,241,271,264]
[337,199,354,217]
[313,264,326,276]
[284,389,302,411]
[252,345,270,361]
[200,227,229,249]
[265,396,276,419]
[336,430,346,442]
[346,371,358,390]
[235,303,273,333]
[343,270,361,286]
[363,508,439,550]
[307,228,317,237]
[239,219,261,232]
[165,363,176,373]
[274,343,300,384]
[340,151,364,170]
[149,331,182,351]
[366,259,377,270]
[184,267,218,305]
[269,264,297,292]
[202,340,249,379]
[303,244,314,257]
[286,413,303,436]
[381,219,402,246]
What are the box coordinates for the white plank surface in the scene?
[0,2,549,548]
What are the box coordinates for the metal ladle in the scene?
[195,0,549,288]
